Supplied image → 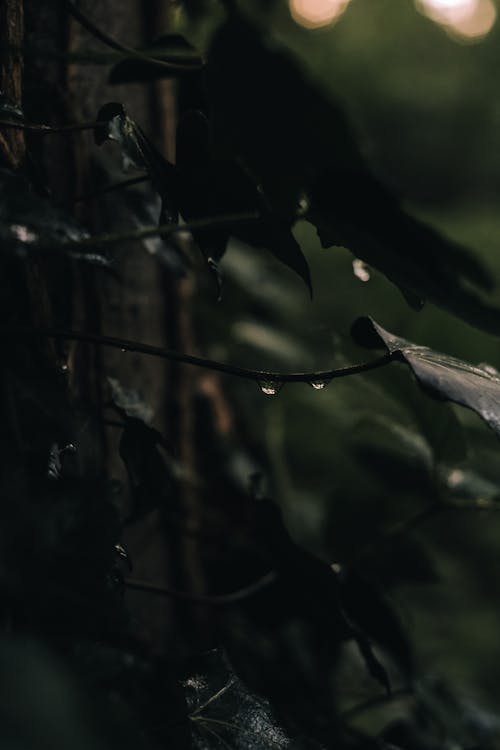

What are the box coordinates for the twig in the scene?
[0,43,202,65]
[0,325,394,384]
[352,504,440,564]
[352,499,500,567]
[63,0,203,72]
[0,118,105,133]
[74,174,149,203]
[124,571,277,605]
[59,211,260,250]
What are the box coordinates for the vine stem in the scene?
[124,571,277,605]
[62,211,260,250]
[0,117,106,133]
[63,0,203,72]
[0,324,393,384]
[73,174,149,202]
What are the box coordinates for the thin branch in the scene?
[74,174,149,203]
[341,687,412,721]
[0,118,105,133]
[0,325,394,384]
[352,498,500,567]
[63,0,204,72]
[58,211,261,251]
[0,43,202,65]
[352,504,440,565]
[124,571,277,605]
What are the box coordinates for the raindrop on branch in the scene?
[257,379,283,396]
[309,378,331,390]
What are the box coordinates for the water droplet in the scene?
[353,258,370,282]
[479,362,499,376]
[257,379,283,396]
[10,223,37,243]
[447,468,465,488]
[297,192,310,215]
[309,378,331,390]
[208,257,223,302]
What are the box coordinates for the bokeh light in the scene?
[289,0,351,29]
[416,0,497,40]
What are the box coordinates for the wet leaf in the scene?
[181,649,292,750]
[95,102,179,225]
[353,317,500,439]
[222,498,406,746]
[176,108,311,292]
[122,185,187,274]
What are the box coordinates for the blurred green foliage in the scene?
[3,0,500,748]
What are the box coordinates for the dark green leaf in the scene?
[176,108,311,292]
[353,317,500,439]
[206,15,500,332]
[95,102,179,224]
[181,649,292,750]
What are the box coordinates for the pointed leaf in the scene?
[353,317,500,438]
[95,102,179,224]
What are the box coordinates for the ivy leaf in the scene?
[108,34,203,84]
[118,417,174,523]
[176,109,311,293]
[206,15,500,332]
[181,649,292,750]
[223,497,409,747]
[95,102,179,225]
[353,317,500,439]
[122,185,187,275]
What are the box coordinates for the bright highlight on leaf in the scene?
[415,0,497,40]
[289,0,351,29]
[352,259,370,282]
